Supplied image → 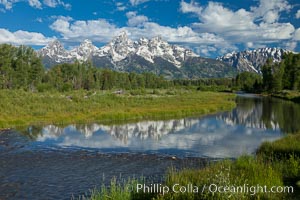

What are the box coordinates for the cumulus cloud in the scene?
[29,0,42,9]
[0,0,14,10]
[180,0,296,50]
[116,2,126,11]
[49,15,228,45]
[0,0,70,10]
[129,0,149,6]
[50,17,119,42]
[43,0,71,10]
[296,10,300,19]
[294,28,300,41]
[250,0,291,23]
[49,14,236,56]
[35,17,43,22]
[43,0,57,7]
[0,28,55,45]
[180,0,202,15]
[285,41,297,51]
[126,11,148,27]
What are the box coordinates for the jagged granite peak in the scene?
[104,31,136,62]
[70,39,98,61]
[217,47,290,73]
[37,39,73,66]
[38,39,67,58]
[111,31,130,44]
[38,32,235,78]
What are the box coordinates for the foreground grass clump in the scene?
[88,133,300,200]
[87,156,285,200]
[161,156,284,200]
[258,133,300,183]
[0,89,235,128]
[258,134,300,159]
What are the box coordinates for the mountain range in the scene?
[37,32,293,78]
[217,48,289,73]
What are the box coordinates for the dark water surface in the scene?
[1,94,300,199]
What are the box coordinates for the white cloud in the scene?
[263,10,279,23]
[294,28,300,41]
[35,17,43,22]
[0,0,14,10]
[49,16,226,45]
[251,0,291,23]
[126,11,148,27]
[285,41,297,51]
[129,0,149,6]
[43,0,56,7]
[50,18,119,42]
[180,0,202,15]
[194,45,217,57]
[296,10,300,19]
[43,0,71,9]
[181,0,296,49]
[29,0,42,9]
[246,42,253,48]
[117,6,126,11]
[0,28,54,45]
[116,2,126,11]
[49,15,236,56]
[0,0,71,10]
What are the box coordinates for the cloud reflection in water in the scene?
[36,116,282,158]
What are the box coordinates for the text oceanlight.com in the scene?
[134,183,294,195]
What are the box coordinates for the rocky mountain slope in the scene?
[38,32,236,78]
[217,48,290,73]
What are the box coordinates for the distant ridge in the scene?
[37,32,236,79]
[217,48,291,73]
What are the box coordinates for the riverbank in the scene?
[0,89,235,129]
[88,132,300,200]
[271,90,300,103]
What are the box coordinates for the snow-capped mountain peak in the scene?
[39,39,66,57]
[105,32,136,62]
[70,39,99,61]
[38,32,199,68]
[217,47,290,73]
[37,33,234,78]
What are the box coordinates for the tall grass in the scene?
[0,89,235,128]
[87,156,286,200]
[258,134,300,159]
[258,133,300,182]
[86,133,300,200]
[160,156,284,200]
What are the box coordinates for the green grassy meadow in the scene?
[0,89,235,128]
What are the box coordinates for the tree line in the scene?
[0,44,44,90]
[1,43,299,93]
[234,52,300,93]
[0,44,172,91]
[0,44,234,92]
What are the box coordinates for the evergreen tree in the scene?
[261,58,273,91]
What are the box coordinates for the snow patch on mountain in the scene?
[217,48,290,73]
[38,32,199,68]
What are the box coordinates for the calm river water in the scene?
[1,94,300,199]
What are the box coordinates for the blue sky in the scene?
[1,0,300,57]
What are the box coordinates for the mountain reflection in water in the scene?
[219,95,300,133]
[16,95,300,158]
